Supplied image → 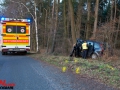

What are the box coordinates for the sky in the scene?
[0,0,3,3]
[60,0,62,2]
[0,0,4,12]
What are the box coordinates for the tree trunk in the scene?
[86,0,91,39]
[51,0,59,53]
[114,16,119,49]
[68,0,76,44]
[46,30,50,53]
[76,0,83,38]
[63,0,67,38]
[63,0,69,53]
[34,2,39,53]
[31,23,36,51]
[44,8,47,49]
[110,0,114,21]
[113,0,117,49]
[93,0,99,39]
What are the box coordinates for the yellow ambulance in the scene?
[0,18,30,55]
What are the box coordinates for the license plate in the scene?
[9,49,13,51]
[14,48,20,51]
[20,49,25,50]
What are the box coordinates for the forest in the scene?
[0,0,120,57]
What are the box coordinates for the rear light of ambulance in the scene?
[26,48,30,51]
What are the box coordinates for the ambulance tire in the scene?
[5,52,7,55]
[2,52,5,55]
[2,52,8,55]
[23,51,27,55]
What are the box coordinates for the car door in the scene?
[16,22,29,49]
[4,24,17,48]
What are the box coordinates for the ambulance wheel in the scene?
[5,52,7,55]
[23,51,27,55]
[2,52,5,55]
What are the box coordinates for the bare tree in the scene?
[68,0,76,44]
[76,0,84,39]
[51,0,59,53]
[93,0,99,39]
[9,0,39,53]
[86,0,91,39]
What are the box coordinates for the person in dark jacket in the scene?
[70,43,81,57]
[87,43,94,57]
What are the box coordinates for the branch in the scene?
[9,0,35,20]
[117,7,120,12]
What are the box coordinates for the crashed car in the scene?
[70,39,105,59]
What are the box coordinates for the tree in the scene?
[93,0,99,39]
[68,0,76,44]
[1,0,120,55]
[51,0,59,53]
[7,0,39,53]
[86,0,91,39]
[76,0,84,39]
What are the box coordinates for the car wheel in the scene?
[91,53,98,59]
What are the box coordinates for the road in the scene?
[0,53,118,90]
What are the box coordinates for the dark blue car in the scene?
[70,39,104,59]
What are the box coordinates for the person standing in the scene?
[70,43,80,57]
[82,41,88,59]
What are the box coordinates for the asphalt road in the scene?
[0,53,118,90]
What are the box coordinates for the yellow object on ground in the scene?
[62,66,67,72]
[107,65,115,70]
[74,59,78,63]
[65,60,68,63]
[76,67,80,74]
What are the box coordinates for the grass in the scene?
[28,53,120,89]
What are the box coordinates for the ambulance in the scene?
[0,17,30,55]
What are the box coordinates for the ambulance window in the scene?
[6,25,16,33]
[17,26,26,34]
[6,25,26,34]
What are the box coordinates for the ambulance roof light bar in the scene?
[1,17,5,21]
[27,19,30,22]
[0,17,31,22]
[21,19,31,22]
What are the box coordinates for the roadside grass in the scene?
[28,54,120,89]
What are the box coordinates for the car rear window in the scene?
[6,25,26,34]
